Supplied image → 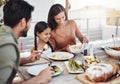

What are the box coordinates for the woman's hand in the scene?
[82,36,89,43]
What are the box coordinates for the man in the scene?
[0,0,53,84]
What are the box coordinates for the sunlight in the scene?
[69,0,120,10]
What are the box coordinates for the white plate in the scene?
[20,51,30,58]
[64,61,84,73]
[27,64,63,76]
[52,64,63,76]
[47,52,74,60]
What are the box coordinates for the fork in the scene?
[35,46,52,66]
[41,57,52,66]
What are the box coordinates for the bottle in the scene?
[84,47,88,56]
[83,43,90,56]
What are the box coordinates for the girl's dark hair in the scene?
[47,42,54,52]
[3,0,34,28]
[34,21,49,50]
[47,4,68,30]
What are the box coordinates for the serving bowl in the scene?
[104,46,120,59]
[69,44,82,54]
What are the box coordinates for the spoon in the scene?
[112,34,115,47]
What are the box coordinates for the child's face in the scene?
[37,28,51,43]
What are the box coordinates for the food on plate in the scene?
[47,52,74,60]
[68,59,85,71]
[52,65,61,74]
[51,54,57,58]
[70,45,81,49]
[85,62,119,82]
[51,54,68,59]
[84,56,100,66]
[108,46,120,51]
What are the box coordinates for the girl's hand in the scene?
[27,50,41,63]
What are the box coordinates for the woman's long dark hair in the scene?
[47,4,68,30]
[34,21,53,51]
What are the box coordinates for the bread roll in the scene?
[85,63,119,82]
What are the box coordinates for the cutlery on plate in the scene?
[21,61,50,66]
[41,57,52,66]
[22,57,52,66]
[34,45,52,66]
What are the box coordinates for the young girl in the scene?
[32,21,53,56]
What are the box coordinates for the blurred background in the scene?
[0,0,120,51]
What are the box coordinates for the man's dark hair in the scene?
[3,0,34,28]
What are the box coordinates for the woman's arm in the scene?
[49,36,70,52]
[72,20,89,43]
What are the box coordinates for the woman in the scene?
[32,21,53,55]
[47,4,88,52]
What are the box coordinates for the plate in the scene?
[20,51,30,58]
[52,65,63,76]
[64,61,84,73]
[47,52,74,60]
[27,64,63,76]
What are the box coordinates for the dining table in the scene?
[13,39,120,84]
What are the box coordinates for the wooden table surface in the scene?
[14,41,120,84]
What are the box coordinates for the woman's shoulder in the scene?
[68,19,76,25]
[67,19,77,28]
